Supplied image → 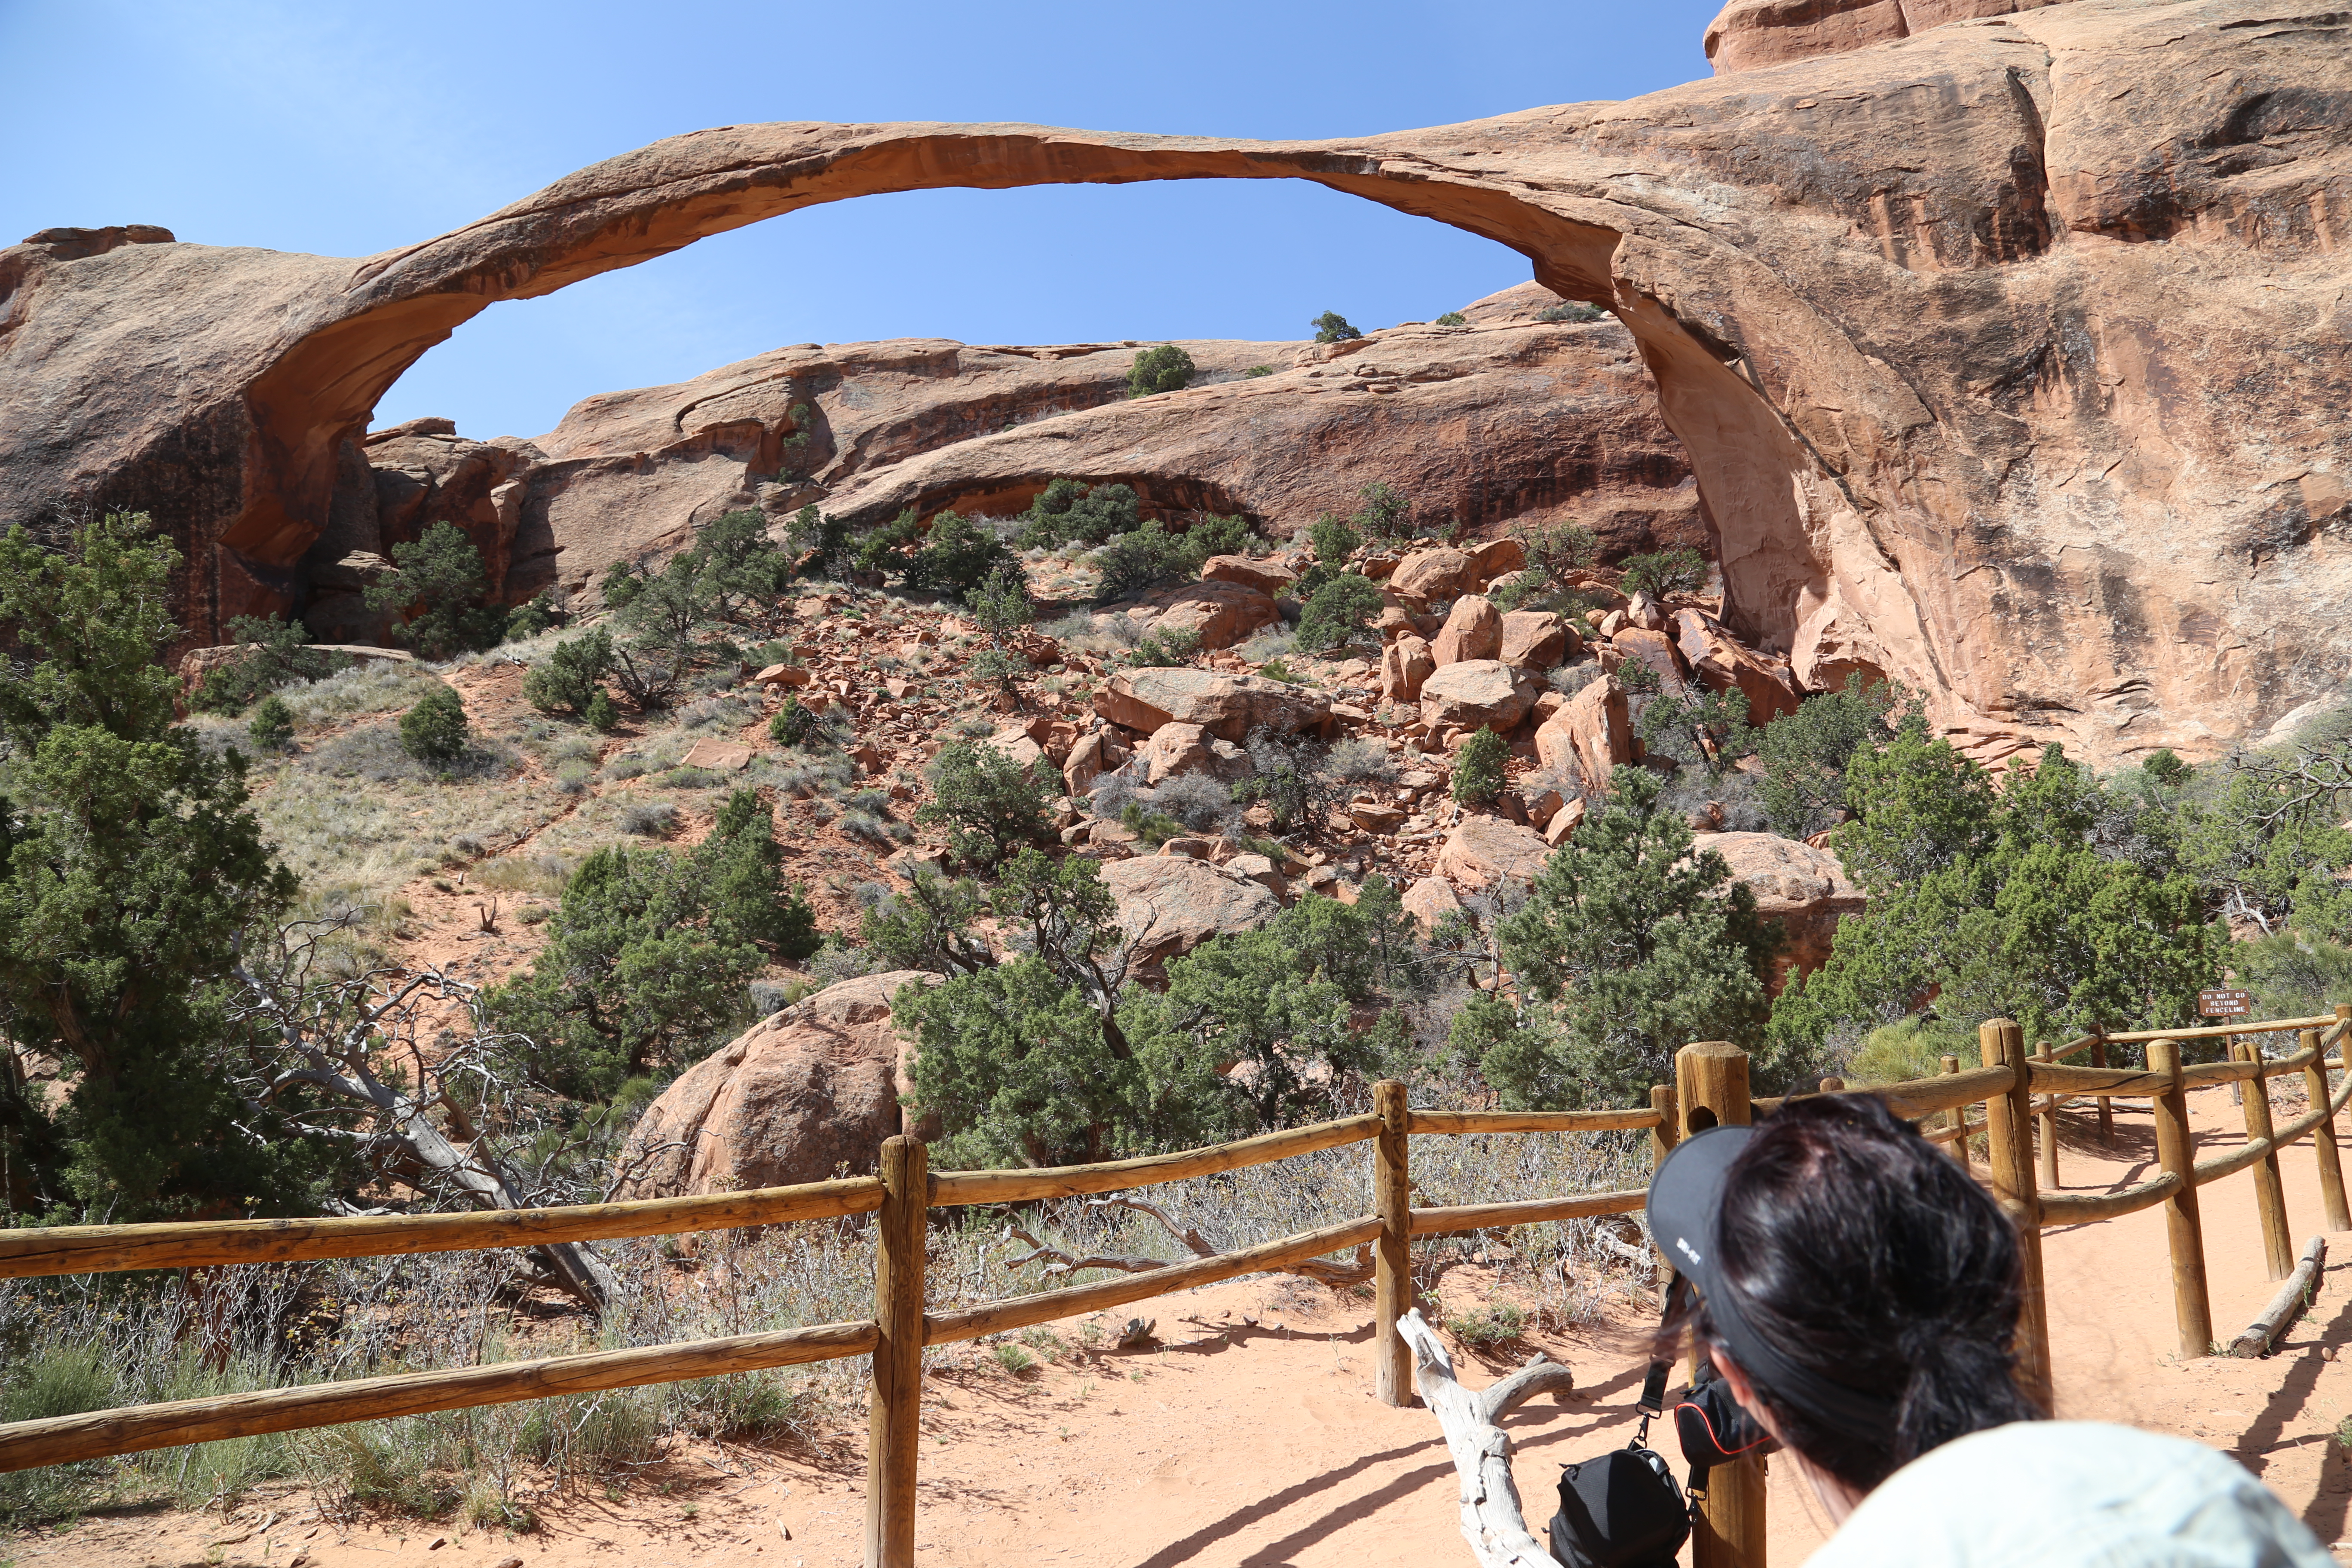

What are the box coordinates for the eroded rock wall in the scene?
[2,0,2345,765]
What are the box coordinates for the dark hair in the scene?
[1699,1094,2044,1493]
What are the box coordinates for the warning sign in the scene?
[2199,988,2253,1017]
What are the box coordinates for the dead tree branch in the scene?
[1001,1194,1375,1286]
[1399,1307,1573,1568]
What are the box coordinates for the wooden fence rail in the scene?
[3,1007,2349,1568]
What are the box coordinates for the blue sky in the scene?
[0,1,1720,440]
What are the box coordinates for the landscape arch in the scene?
[9,2,2346,765]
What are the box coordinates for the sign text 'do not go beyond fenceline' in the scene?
[2200,989,2253,1017]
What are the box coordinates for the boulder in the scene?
[1435,815,1553,892]
[1791,594,1892,696]
[1388,547,1476,600]
[680,737,754,771]
[1431,594,1503,666]
[1139,721,1252,785]
[1101,855,1282,973]
[1224,851,1290,901]
[1063,729,1109,796]
[1418,659,1538,733]
[1499,610,1569,671]
[1124,579,1281,651]
[1534,676,1634,791]
[1690,832,1866,992]
[982,724,1048,773]
[1625,593,1668,633]
[1468,537,1527,586]
[1672,607,1802,726]
[178,641,413,700]
[1608,628,1688,691]
[1400,874,1465,933]
[612,971,940,1199]
[1380,634,1436,703]
[1544,796,1588,845]
[1094,667,1329,741]
[1200,555,1298,596]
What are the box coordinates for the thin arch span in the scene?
[242,121,1848,662]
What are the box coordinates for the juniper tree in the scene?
[0,514,339,1219]
[1494,766,1779,1104]
[364,521,503,658]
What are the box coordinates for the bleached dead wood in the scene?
[2231,1235,2327,1358]
[1398,1307,1576,1568]
[1001,1194,1375,1285]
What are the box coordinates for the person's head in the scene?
[1649,1093,2044,1502]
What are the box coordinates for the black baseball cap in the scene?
[1647,1123,1899,1444]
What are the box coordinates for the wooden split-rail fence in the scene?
[0,1006,2347,1568]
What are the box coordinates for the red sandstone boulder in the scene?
[1534,676,1633,791]
[1124,579,1281,651]
[1418,660,1539,733]
[1101,855,1282,973]
[1139,721,1251,784]
[1381,634,1436,703]
[1499,610,1569,671]
[1431,594,1503,666]
[1401,874,1465,933]
[1608,628,1689,691]
[1094,667,1329,741]
[1672,607,1801,726]
[1435,815,1553,892]
[612,971,940,1198]
[1201,555,1298,596]
[1690,832,1864,991]
[1389,548,1476,600]
[1468,537,1527,585]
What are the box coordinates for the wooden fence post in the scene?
[2305,1025,2351,1232]
[2036,1040,2061,1191]
[2147,1037,2213,1359]
[2091,1024,2115,1146]
[1941,1054,1969,1171]
[865,1135,927,1568]
[2235,1041,2294,1281]
[1979,1020,2050,1405]
[1650,1084,1679,1295]
[1675,1043,1765,1568]
[1373,1079,1414,1408]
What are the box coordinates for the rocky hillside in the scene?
[303,282,1700,640]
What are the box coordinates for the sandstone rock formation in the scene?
[1101,855,1283,973]
[1434,815,1553,893]
[1419,660,1539,733]
[1692,831,1866,989]
[1094,667,1329,741]
[5,1,2348,766]
[1122,579,1281,652]
[612,971,937,1199]
[1430,595,1503,666]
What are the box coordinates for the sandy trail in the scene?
[22,1081,2352,1568]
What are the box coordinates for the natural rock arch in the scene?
[3,0,2346,765]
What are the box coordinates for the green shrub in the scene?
[1127,627,1204,667]
[1617,546,1708,600]
[398,684,470,764]
[364,521,504,659]
[1452,728,1508,805]
[1019,480,1139,550]
[1758,674,1907,839]
[584,689,620,733]
[248,693,295,750]
[1353,480,1410,539]
[1308,512,1361,567]
[1311,311,1362,343]
[503,593,560,641]
[1539,301,1605,323]
[918,741,1058,870]
[188,615,342,714]
[905,512,1019,599]
[1244,364,1275,378]
[1127,344,1196,398]
[1446,1302,1528,1346]
[1434,311,1468,326]
[1293,573,1384,652]
[523,628,615,717]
